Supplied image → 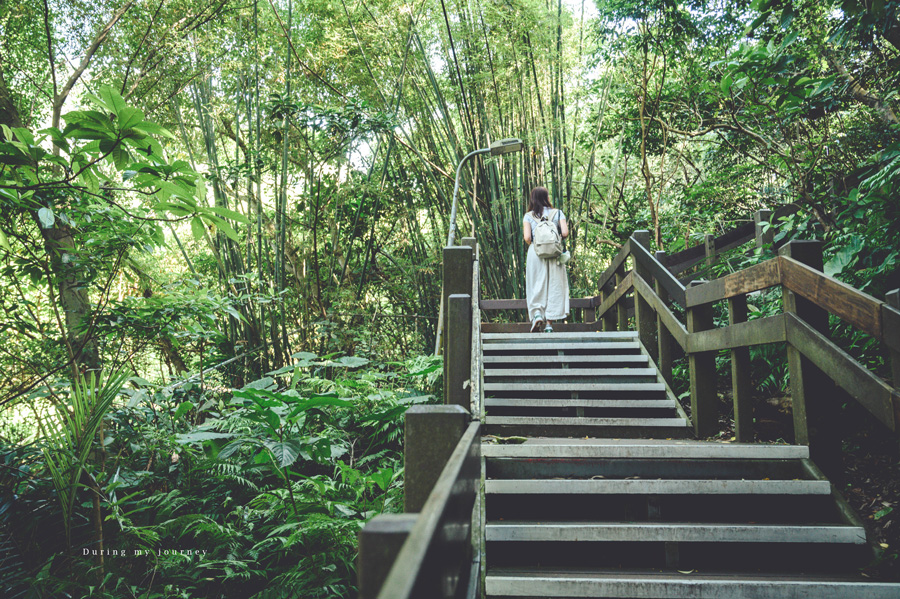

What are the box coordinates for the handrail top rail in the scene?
[629,237,687,306]
[377,421,481,599]
[597,238,633,293]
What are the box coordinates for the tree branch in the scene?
[51,1,135,128]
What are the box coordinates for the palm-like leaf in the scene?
[41,369,129,548]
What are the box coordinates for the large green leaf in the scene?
[96,85,128,116]
[264,439,305,468]
[116,106,145,131]
[174,431,235,444]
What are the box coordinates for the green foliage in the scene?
[41,369,130,548]
[2,352,438,598]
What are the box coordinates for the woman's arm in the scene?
[524,220,532,245]
[559,216,569,238]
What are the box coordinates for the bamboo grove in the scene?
[0,0,897,413]
[3,0,900,595]
[0,0,619,395]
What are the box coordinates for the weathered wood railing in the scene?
[594,232,900,466]
[357,237,483,599]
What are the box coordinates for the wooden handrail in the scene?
[596,238,633,295]
[666,204,799,275]
[471,245,483,420]
[685,259,782,307]
[587,233,900,445]
[377,421,481,599]
[630,238,687,306]
[784,314,899,431]
[631,271,688,349]
[780,256,884,337]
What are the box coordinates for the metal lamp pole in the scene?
[436,138,525,356]
[445,138,525,247]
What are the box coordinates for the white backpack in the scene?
[532,209,563,258]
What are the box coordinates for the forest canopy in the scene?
[1,0,899,596]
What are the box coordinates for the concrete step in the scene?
[482,341,641,353]
[485,491,844,525]
[485,457,807,480]
[485,478,831,495]
[484,416,688,430]
[484,417,691,439]
[482,439,809,460]
[484,368,658,378]
[486,374,661,386]
[483,354,649,365]
[485,569,900,598]
[485,382,666,393]
[483,331,638,342]
[484,398,678,409]
[485,522,866,544]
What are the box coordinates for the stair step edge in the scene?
[485,479,832,495]
[485,571,900,599]
[484,522,866,544]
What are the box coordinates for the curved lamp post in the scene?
[436,138,525,356]
[446,138,524,247]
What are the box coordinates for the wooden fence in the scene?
[594,233,900,453]
[356,206,900,598]
[477,207,900,464]
[358,236,484,599]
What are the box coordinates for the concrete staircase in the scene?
[480,330,900,598]
[483,331,691,439]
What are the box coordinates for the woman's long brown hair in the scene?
[528,186,552,219]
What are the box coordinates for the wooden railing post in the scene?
[704,233,716,268]
[357,514,417,599]
[404,405,469,512]
[615,265,628,331]
[754,209,773,249]
[633,231,658,361]
[655,250,674,386]
[584,297,596,324]
[779,240,840,469]
[442,245,473,386]
[446,294,472,408]
[729,293,753,442]
[687,280,717,438]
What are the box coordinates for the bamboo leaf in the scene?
[207,206,252,224]
[190,217,206,241]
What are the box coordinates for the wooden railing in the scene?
[594,232,900,464]
[357,236,483,599]
[355,209,900,597]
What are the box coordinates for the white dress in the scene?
[524,208,570,322]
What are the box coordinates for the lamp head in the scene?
[489,138,524,155]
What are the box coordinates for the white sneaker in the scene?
[530,316,544,333]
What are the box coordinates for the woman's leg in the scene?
[526,246,549,324]
[544,259,570,321]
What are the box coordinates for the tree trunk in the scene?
[40,222,101,373]
[826,51,899,125]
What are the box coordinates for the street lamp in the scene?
[446,138,524,246]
